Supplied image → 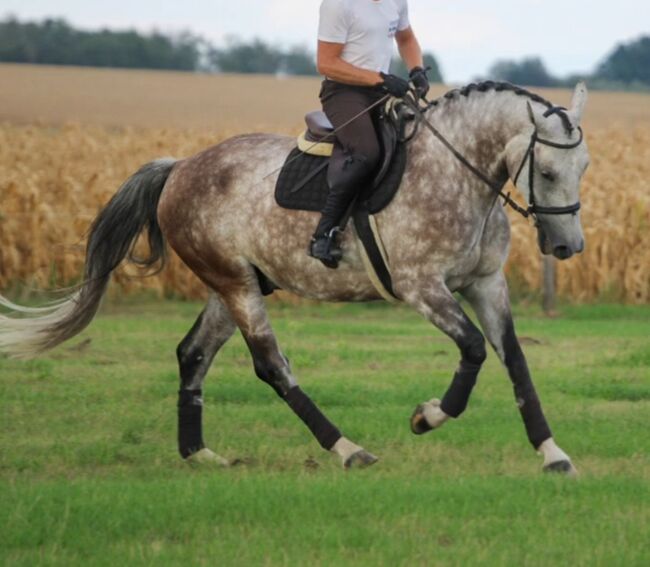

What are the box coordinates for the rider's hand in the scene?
[379,73,411,98]
[409,66,430,99]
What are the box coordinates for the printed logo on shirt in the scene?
[388,19,398,37]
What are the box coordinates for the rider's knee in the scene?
[357,139,381,171]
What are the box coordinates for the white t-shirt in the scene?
[318,0,410,74]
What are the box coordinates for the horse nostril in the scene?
[553,245,573,260]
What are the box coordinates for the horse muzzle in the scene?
[537,225,584,260]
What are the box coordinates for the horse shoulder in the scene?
[476,204,511,276]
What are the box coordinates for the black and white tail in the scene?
[0,158,176,359]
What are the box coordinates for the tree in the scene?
[0,16,448,81]
[595,35,650,85]
[0,17,201,71]
[488,57,558,87]
[210,38,283,74]
[280,46,317,76]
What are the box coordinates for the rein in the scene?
[404,96,584,220]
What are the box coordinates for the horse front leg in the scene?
[405,282,488,434]
[461,271,577,475]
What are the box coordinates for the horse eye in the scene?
[541,170,555,182]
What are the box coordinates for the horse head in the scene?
[507,83,590,260]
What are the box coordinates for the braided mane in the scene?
[430,81,574,134]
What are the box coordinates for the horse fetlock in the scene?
[185,448,230,468]
[331,436,362,461]
[410,398,449,434]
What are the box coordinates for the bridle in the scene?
[512,107,583,217]
[404,96,584,221]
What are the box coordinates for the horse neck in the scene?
[418,90,533,190]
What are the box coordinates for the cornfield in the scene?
[509,127,650,303]
[0,65,649,303]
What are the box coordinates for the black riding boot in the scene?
[309,154,371,269]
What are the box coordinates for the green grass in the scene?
[1,299,649,566]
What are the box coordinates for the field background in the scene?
[0,64,649,565]
[1,300,649,565]
[1,63,649,302]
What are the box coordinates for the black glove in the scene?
[409,66,430,99]
[379,72,410,98]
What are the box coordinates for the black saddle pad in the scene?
[274,143,407,215]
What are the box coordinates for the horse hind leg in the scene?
[177,293,236,466]
[218,280,377,470]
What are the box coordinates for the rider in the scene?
[309,0,430,268]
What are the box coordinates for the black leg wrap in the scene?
[284,386,341,450]
[502,322,553,449]
[515,387,552,449]
[440,360,482,418]
[178,389,204,459]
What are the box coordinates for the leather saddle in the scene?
[276,100,413,214]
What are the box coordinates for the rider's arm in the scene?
[317,41,383,87]
[395,27,424,71]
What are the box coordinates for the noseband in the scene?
[406,97,584,221]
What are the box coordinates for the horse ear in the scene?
[526,101,537,127]
[569,82,588,126]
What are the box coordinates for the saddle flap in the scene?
[371,110,398,191]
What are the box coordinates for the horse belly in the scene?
[250,232,383,302]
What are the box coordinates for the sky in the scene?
[2,0,649,83]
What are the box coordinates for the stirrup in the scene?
[309,228,342,269]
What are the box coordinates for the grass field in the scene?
[1,299,648,565]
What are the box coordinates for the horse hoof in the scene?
[411,398,447,435]
[185,448,230,468]
[344,450,379,470]
[410,404,434,435]
[543,460,578,477]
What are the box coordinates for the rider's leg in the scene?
[309,82,382,267]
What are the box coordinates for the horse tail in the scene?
[0,158,176,359]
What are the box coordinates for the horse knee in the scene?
[254,361,297,397]
[461,333,487,367]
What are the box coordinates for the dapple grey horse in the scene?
[0,82,590,474]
